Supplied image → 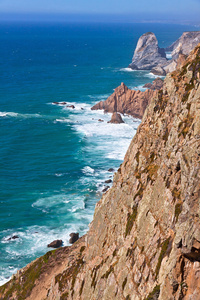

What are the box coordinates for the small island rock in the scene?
[69,233,79,244]
[108,112,124,124]
[47,240,63,248]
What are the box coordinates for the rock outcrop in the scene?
[1,44,200,300]
[47,240,63,248]
[69,233,79,244]
[130,31,200,76]
[108,112,124,124]
[165,31,200,59]
[129,32,167,70]
[91,82,156,119]
[143,77,164,90]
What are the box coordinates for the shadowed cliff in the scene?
[1,44,200,300]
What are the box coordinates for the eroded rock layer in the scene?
[1,45,200,300]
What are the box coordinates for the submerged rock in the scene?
[47,240,63,248]
[7,235,19,241]
[69,233,79,244]
[67,105,75,109]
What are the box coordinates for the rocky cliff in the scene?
[165,31,200,59]
[129,32,167,70]
[1,44,200,300]
[91,82,157,119]
[130,31,200,76]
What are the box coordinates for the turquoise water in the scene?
[0,22,197,284]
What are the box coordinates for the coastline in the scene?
[0,22,197,286]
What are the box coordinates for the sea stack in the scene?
[129,32,167,70]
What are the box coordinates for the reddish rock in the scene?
[108,112,124,124]
[67,105,75,109]
[91,82,156,119]
[47,240,63,248]
[98,119,104,122]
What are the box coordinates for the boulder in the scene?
[67,105,75,109]
[108,112,124,124]
[69,233,79,244]
[151,66,166,76]
[105,179,112,183]
[143,78,164,90]
[47,240,63,248]
[129,32,167,70]
[98,119,104,122]
[102,186,109,193]
[108,168,114,172]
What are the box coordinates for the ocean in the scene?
[0,21,197,285]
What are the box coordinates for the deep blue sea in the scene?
[0,21,197,284]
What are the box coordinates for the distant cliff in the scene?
[129,31,200,76]
[1,44,200,300]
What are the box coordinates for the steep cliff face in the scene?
[1,45,200,300]
[91,82,157,119]
[165,31,200,59]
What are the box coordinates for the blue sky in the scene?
[0,0,200,22]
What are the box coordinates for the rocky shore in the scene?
[1,40,200,300]
[129,31,200,76]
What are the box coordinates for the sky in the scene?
[0,0,200,23]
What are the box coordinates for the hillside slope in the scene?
[1,45,200,300]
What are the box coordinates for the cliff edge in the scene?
[1,44,200,300]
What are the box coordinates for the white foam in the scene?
[130,85,147,92]
[82,166,95,175]
[145,72,165,79]
[120,67,135,72]
[0,111,41,119]
[32,194,72,210]
[166,52,172,59]
[54,118,71,123]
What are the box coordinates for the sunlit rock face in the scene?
[129,32,167,71]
